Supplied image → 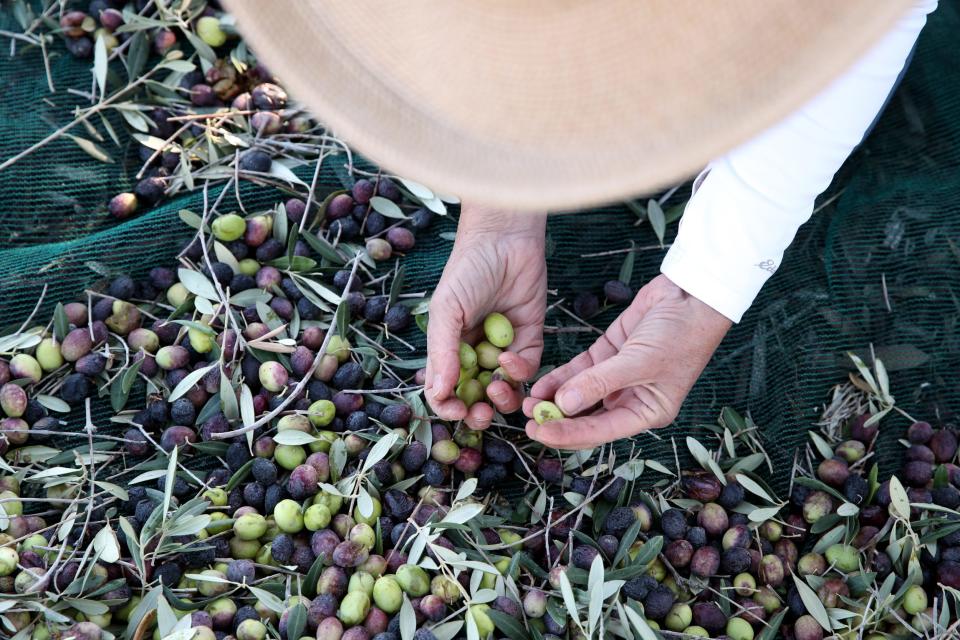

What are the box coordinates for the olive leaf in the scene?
[793,574,831,630]
[169,364,215,402]
[888,475,911,520]
[735,474,776,504]
[248,586,285,614]
[93,34,108,94]
[618,243,635,286]
[160,446,179,525]
[370,196,407,219]
[177,268,218,301]
[646,199,666,246]
[36,394,70,413]
[486,610,530,640]
[286,604,307,640]
[398,594,416,640]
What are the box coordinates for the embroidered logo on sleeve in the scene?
[756,260,776,273]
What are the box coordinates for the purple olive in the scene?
[697,503,729,537]
[160,426,197,451]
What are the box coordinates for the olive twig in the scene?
[214,252,363,439]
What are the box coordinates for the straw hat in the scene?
[224,1,911,211]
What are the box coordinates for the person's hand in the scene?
[522,275,731,448]
[425,205,547,429]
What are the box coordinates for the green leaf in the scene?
[269,256,317,271]
[249,586,285,614]
[159,59,197,73]
[303,553,326,599]
[618,243,635,286]
[613,518,644,568]
[286,604,307,640]
[53,303,69,342]
[67,135,113,163]
[621,602,659,640]
[226,458,254,491]
[183,29,217,62]
[126,31,149,79]
[169,364,216,402]
[486,609,531,640]
[190,442,229,458]
[809,431,835,460]
[389,266,405,306]
[123,358,144,394]
[36,394,70,413]
[177,268,218,301]
[94,34,108,94]
[161,446,179,526]
[646,199,666,245]
[370,196,406,219]
[888,475,911,520]
[792,574,831,631]
[302,229,346,265]
[179,209,209,232]
[336,298,348,340]
[220,370,239,422]
[399,595,416,640]
[735,474,777,504]
[558,571,582,632]
[124,586,162,639]
[240,384,256,429]
[756,608,787,640]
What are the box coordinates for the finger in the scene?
[500,322,543,382]
[525,405,663,449]
[465,402,494,430]
[554,352,640,416]
[498,350,538,384]
[485,380,523,414]
[425,293,466,404]
[521,396,540,418]
[529,332,624,401]
[428,395,468,421]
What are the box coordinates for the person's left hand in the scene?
[522,275,731,448]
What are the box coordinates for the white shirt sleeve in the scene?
[660,0,938,323]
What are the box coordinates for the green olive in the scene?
[483,313,514,348]
[533,401,565,424]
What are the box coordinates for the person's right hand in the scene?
[425,205,547,429]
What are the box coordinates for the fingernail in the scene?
[432,374,445,391]
[558,389,583,415]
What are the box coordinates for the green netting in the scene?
[0,2,959,498]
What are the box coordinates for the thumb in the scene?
[554,351,644,416]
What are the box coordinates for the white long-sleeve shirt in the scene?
[660,0,938,323]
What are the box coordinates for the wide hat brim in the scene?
[224,1,912,211]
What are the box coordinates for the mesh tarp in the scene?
[0,2,958,496]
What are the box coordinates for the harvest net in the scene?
[0,2,959,496]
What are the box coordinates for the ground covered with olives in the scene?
[2,220,960,640]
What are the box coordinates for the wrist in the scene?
[457,205,547,238]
